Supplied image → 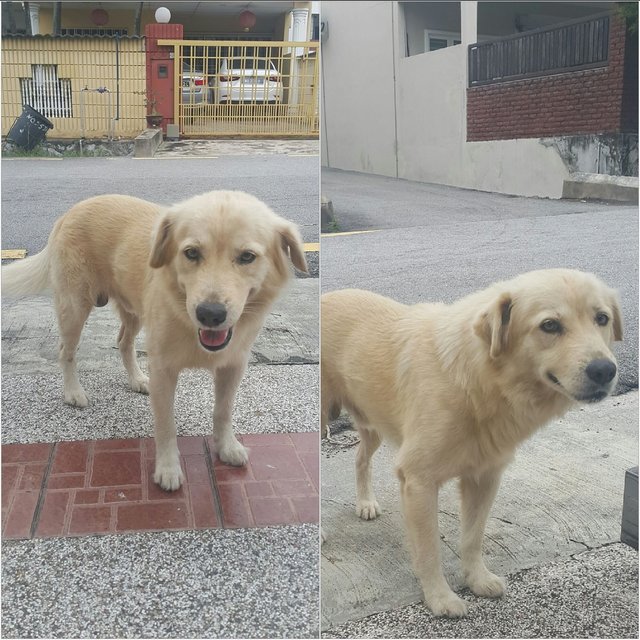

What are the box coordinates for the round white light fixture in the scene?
[155,7,171,23]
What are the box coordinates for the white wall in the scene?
[321,0,577,198]
[321,1,398,177]
[395,44,569,198]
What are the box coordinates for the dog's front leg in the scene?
[459,467,506,598]
[212,362,248,466]
[396,457,468,618]
[150,364,184,491]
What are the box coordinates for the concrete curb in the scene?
[133,128,163,158]
[562,172,639,202]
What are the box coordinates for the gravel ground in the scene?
[2,524,320,639]
[1,364,318,444]
[323,543,638,639]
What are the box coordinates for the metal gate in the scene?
[158,39,319,137]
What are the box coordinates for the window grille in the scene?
[20,64,72,118]
[60,28,128,36]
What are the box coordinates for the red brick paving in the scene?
[2,432,318,540]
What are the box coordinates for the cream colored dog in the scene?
[2,191,307,490]
[321,269,622,617]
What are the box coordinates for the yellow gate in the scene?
[158,39,319,137]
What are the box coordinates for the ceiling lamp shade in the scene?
[90,8,109,26]
[239,10,256,32]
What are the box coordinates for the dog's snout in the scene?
[585,359,617,386]
[196,302,227,327]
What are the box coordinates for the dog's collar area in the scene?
[198,327,233,352]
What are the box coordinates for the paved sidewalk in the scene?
[321,392,638,636]
[324,543,638,638]
[2,278,319,637]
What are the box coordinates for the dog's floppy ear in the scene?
[279,223,308,274]
[149,213,176,269]
[473,292,513,359]
[608,290,623,341]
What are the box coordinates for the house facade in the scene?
[321,1,638,198]
[2,1,319,140]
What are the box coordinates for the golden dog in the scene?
[2,191,307,490]
[321,269,622,617]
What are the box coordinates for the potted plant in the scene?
[145,92,163,128]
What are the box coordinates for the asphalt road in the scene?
[1,154,319,253]
[322,167,638,393]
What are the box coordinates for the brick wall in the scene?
[467,14,638,141]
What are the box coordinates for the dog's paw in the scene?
[217,437,249,467]
[357,500,381,520]
[153,460,184,491]
[129,375,149,395]
[425,591,468,618]
[64,387,88,408]
[466,569,506,598]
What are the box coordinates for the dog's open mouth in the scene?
[198,327,233,352]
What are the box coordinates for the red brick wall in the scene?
[466,14,637,141]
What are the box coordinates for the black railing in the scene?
[469,12,610,87]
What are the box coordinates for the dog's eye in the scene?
[540,319,562,334]
[237,251,256,265]
[595,312,609,326]
[184,247,200,261]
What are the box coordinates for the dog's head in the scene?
[149,190,307,353]
[473,269,622,403]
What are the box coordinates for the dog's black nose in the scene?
[585,359,617,385]
[196,302,227,327]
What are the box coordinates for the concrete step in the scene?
[562,172,638,202]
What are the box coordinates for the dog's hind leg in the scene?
[355,426,382,520]
[54,293,93,408]
[115,304,149,394]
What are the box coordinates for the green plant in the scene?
[617,2,638,33]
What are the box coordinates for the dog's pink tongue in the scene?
[199,328,229,347]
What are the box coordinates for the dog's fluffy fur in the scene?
[321,269,622,617]
[2,191,307,490]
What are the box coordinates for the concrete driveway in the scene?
[320,167,638,637]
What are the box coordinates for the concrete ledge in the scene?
[562,172,639,202]
[133,128,163,158]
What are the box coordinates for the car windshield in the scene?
[227,59,275,71]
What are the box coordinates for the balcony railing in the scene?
[468,12,610,87]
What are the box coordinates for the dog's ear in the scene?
[473,292,513,359]
[149,214,176,269]
[279,223,308,274]
[608,290,623,341]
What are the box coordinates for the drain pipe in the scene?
[80,86,112,147]
[113,34,120,136]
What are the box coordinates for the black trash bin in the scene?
[7,105,54,151]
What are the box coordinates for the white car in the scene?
[213,58,282,104]
[182,67,208,104]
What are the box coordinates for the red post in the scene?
[145,23,183,132]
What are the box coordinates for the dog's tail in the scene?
[1,245,51,297]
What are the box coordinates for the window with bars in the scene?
[60,28,128,36]
[20,64,72,118]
